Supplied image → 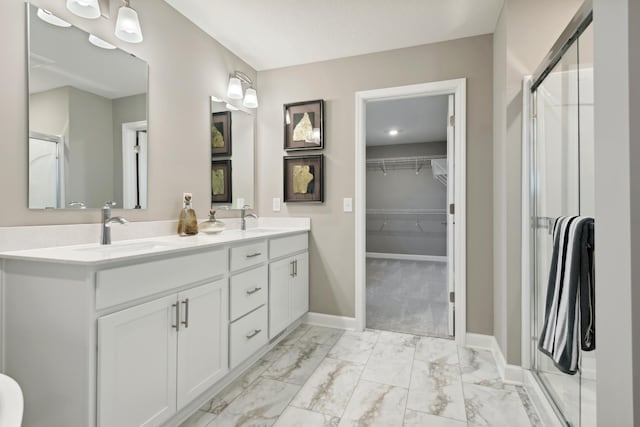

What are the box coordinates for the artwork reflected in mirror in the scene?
[283,155,324,203]
[27,5,148,210]
[284,99,324,151]
[211,111,231,156]
[210,97,254,208]
[211,160,232,203]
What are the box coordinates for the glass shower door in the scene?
[532,19,595,426]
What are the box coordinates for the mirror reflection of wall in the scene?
[27,5,148,210]
[210,98,255,209]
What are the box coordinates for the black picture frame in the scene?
[211,160,232,203]
[283,155,324,203]
[283,99,324,151]
[211,111,232,157]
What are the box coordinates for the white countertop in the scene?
[0,226,309,266]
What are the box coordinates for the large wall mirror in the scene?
[210,97,255,209]
[27,4,148,210]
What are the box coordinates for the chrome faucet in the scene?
[240,205,258,231]
[101,202,128,245]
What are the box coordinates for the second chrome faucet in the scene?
[101,202,128,245]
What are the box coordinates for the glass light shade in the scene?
[243,88,259,108]
[226,77,243,99]
[66,0,101,19]
[115,6,143,43]
[37,9,72,27]
[88,34,116,50]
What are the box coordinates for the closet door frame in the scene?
[354,78,467,346]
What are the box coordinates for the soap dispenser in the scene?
[200,209,226,234]
[177,194,199,236]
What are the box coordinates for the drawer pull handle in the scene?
[246,287,262,295]
[172,303,180,331]
[246,252,262,258]
[181,298,190,328]
[246,329,262,339]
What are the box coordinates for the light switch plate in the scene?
[273,197,281,212]
[343,197,353,212]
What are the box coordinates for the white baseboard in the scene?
[303,312,358,330]
[465,333,523,384]
[365,252,446,262]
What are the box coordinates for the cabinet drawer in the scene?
[269,233,308,259]
[229,305,268,368]
[96,249,226,310]
[230,266,268,321]
[229,240,267,272]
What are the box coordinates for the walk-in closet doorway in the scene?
[354,79,467,343]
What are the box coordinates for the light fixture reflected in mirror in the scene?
[88,34,116,49]
[37,8,72,27]
[66,0,101,19]
[115,0,143,43]
[226,71,259,108]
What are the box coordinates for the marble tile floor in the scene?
[366,258,449,338]
[181,325,542,427]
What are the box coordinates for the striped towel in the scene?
[538,216,595,375]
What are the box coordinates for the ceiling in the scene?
[366,95,449,146]
[163,0,504,70]
[29,5,147,99]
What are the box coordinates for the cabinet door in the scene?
[98,295,178,427]
[291,252,309,320]
[176,280,229,409]
[269,257,293,338]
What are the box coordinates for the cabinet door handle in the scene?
[181,298,189,328]
[172,303,180,331]
[294,259,298,277]
[290,260,294,277]
[246,252,262,258]
[246,329,262,339]
[246,287,262,295]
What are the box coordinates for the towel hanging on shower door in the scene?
[538,216,595,375]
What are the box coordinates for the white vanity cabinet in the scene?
[0,228,309,427]
[268,234,310,338]
[98,279,229,426]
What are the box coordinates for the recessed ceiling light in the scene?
[37,8,71,27]
[388,129,399,136]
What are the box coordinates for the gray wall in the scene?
[256,35,494,334]
[366,143,447,256]
[492,0,583,365]
[0,0,256,225]
[593,0,640,423]
[112,94,147,206]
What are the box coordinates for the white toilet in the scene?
[0,373,23,427]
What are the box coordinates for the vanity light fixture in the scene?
[225,103,239,111]
[37,8,72,27]
[226,71,259,108]
[115,0,143,43]
[66,0,101,19]
[388,129,399,136]
[88,34,116,49]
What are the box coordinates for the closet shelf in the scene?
[366,155,446,173]
[366,208,446,215]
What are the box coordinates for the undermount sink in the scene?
[73,241,179,255]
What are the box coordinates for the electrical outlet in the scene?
[273,197,281,212]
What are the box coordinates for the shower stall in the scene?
[526,1,595,425]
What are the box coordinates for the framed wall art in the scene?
[283,155,324,203]
[211,111,232,156]
[211,159,232,203]
[283,99,324,151]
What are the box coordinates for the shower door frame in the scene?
[521,1,593,425]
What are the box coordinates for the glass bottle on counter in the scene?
[177,194,199,236]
